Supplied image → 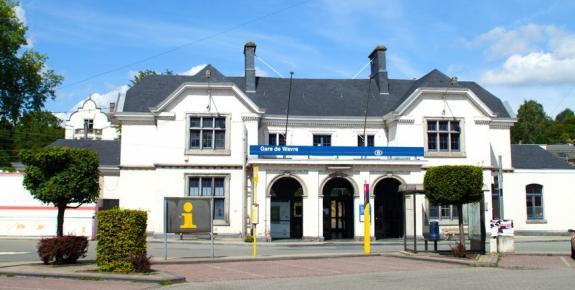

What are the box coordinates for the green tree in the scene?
[424,165,483,254]
[548,109,575,144]
[511,100,551,144]
[129,69,173,87]
[14,111,64,150]
[0,118,15,166]
[20,147,100,237]
[0,0,63,125]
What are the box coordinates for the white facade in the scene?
[109,43,575,240]
[65,98,118,140]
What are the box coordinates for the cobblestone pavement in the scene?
[153,255,461,283]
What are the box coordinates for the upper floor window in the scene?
[84,119,94,133]
[188,176,227,221]
[313,135,331,146]
[189,116,226,150]
[426,119,460,153]
[268,133,286,146]
[357,134,374,147]
[526,184,543,220]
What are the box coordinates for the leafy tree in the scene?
[20,147,100,237]
[424,165,483,254]
[129,69,173,87]
[548,109,575,144]
[14,111,63,150]
[511,100,551,144]
[0,118,15,166]
[0,0,63,125]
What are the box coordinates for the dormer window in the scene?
[187,114,230,155]
[425,119,465,157]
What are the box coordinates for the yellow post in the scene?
[364,203,371,255]
[252,166,259,257]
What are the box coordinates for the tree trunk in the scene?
[457,203,465,252]
[56,204,66,237]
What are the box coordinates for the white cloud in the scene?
[14,4,26,25]
[255,66,270,77]
[474,24,575,86]
[72,85,129,111]
[13,4,33,48]
[179,64,207,76]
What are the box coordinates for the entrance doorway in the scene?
[374,178,403,239]
[322,178,354,240]
[270,177,303,239]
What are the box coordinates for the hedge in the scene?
[96,208,148,272]
[37,236,88,264]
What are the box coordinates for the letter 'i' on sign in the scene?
[180,202,197,229]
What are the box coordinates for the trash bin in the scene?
[429,221,440,241]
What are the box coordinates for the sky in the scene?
[15,0,575,118]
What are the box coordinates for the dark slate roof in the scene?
[123,66,511,118]
[511,144,574,169]
[545,144,575,160]
[49,139,121,166]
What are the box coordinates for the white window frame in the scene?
[424,118,465,157]
[313,134,332,146]
[185,174,230,226]
[357,134,375,147]
[526,183,544,220]
[185,114,231,155]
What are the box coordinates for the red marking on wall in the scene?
[0,206,96,211]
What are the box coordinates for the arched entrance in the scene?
[374,178,403,239]
[270,177,303,239]
[322,177,354,240]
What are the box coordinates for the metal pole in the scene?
[413,193,417,253]
[210,198,214,259]
[403,193,407,251]
[498,155,504,219]
[284,72,294,146]
[164,198,168,261]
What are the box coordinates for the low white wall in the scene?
[0,173,95,237]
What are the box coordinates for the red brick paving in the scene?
[153,255,461,283]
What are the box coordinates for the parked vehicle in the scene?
[569,229,575,259]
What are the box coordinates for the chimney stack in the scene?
[244,41,257,93]
[369,45,389,95]
[109,102,116,113]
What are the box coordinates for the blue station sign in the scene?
[249,145,424,157]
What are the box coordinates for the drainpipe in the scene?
[242,125,248,238]
[498,155,504,219]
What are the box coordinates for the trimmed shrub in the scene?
[37,236,88,265]
[97,208,148,272]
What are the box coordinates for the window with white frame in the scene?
[189,116,226,150]
[526,184,543,220]
[357,134,374,147]
[187,176,227,221]
[313,134,331,146]
[429,204,459,220]
[426,119,461,153]
[268,133,286,146]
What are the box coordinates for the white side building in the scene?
[65,98,118,140]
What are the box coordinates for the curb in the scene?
[152,252,389,265]
[0,265,185,284]
[393,251,498,267]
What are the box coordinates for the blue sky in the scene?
[16,0,575,117]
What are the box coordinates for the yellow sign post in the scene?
[363,182,371,255]
[252,166,259,257]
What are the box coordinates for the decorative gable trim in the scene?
[391,87,496,119]
[150,82,264,114]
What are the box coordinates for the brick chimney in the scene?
[369,45,389,95]
[244,41,256,93]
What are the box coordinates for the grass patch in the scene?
[159,280,173,286]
